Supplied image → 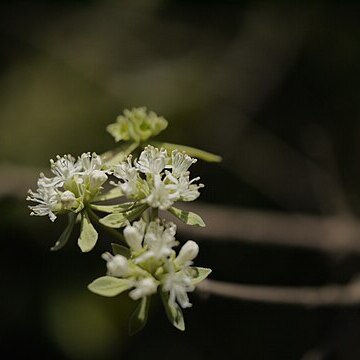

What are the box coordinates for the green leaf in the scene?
[190,267,212,285]
[51,212,77,251]
[168,206,206,227]
[93,187,123,202]
[101,142,139,167]
[99,212,128,228]
[150,141,222,163]
[88,276,132,297]
[111,243,131,258]
[78,212,98,252]
[159,290,185,331]
[129,296,151,335]
[90,202,133,214]
[99,204,148,228]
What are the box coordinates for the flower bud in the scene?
[103,253,129,277]
[124,224,143,252]
[90,170,108,189]
[129,278,157,300]
[175,240,199,266]
[60,190,77,209]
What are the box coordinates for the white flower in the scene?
[165,172,203,202]
[135,220,178,263]
[146,174,177,210]
[135,146,168,174]
[79,152,103,175]
[89,169,108,190]
[178,175,204,201]
[170,150,197,177]
[129,277,158,300]
[162,268,195,308]
[49,154,81,187]
[175,240,199,267]
[112,156,139,197]
[102,252,129,277]
[123,218,146,252]
[76,152,108,192]
[27,180,60,222]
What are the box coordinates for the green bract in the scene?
[27,108,221,333]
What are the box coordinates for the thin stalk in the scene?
[151,207,159,221]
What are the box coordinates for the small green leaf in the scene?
[159,290,185,331]
[99,204,148,228]
[129,296,151,335]
[51,212,77,251]
[150,141,222,163]
[168,206,206,227]
[190,267,212,285]
[90,202,133,213]
[78,212,98,252]
[93,187,123,202]
[99,212,128,228]
[88,276,132,297]
[111,243,131,258]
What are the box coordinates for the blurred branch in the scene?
[178,203,360,254]
[198,277,360,306]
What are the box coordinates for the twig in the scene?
[197,278,360,307]
[177,203,360,254]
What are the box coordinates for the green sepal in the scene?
[129,296,151,336]
[88,276,132,297]
[101,141,139,167]
[93,187,123,202]
[168,206,206,227]
[150,141,222,163]
[78,211,98,252]
[90,202,134,214]
[189,267,212,285]
[159,289,185,331]
[51,212,77,251]
[99,204,148,228]
[111,243,131,258]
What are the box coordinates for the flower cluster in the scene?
[89,218,210,331]
[112,145,203,210]
[27,153,108,222]
[107,107,168,143]
[89,219,207,308]
[27,108,219,333]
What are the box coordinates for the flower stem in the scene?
[87,207,126,245]
[151,207,159,221]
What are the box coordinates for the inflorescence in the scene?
[27,107,221,333]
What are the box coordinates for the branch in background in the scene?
[177,203,360,255]
[197,278,360,307]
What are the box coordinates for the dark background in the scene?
[1,1,360,359]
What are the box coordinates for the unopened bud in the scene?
[90,170,108,189]
[124,225,143,252]
[60,190,77,208]
[129,278,157,300]
[102,253,129,277]
[175,240,199,266]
